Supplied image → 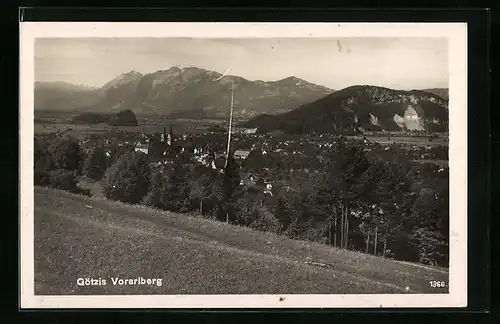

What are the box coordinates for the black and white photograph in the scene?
[20,22,467,308]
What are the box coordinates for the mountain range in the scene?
[35,67,449,133]
[34,67,334,119]
[241,85,449,134]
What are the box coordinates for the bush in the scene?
[248,207,281,234]
[143,170,168,209]
[48,169,78,192]
[413,228,448,267]
[34,137,55,186]
[72,112,110,125]
[48,137,84,173]
[76,188,92,196]
[83,146,107,180]
[108,145,134,167]
[108,109,138,126]
[103,151,151,204]
[34,153,54,186]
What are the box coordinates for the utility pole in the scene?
[225,77,235,224]
[225,77,235,170]
[212,69,234,171]
[213,70,235,224]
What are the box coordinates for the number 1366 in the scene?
[429,281,447,288]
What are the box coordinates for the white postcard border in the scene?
[20,22,468,309]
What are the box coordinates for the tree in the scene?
[143,169,168,209]
[210,175,227,221]
[410,186,449,267]
[314,142,370,249]
[353,158,388,253]
[83,146,107,180]
[271,190,294,233]
[35,153,54,186]
[103,151,151,204]
[413,227,448,266]
[221,152,241,223]
[34,138,55,186]
[357,158,413,256]
[48,137,84,173]
[108,109,138,126]
[248,204,281,233]
[411,188,441,229]
[189,172,215,215]
[108,145,134,167]
[48,169,78,192]
[162,157,190,212]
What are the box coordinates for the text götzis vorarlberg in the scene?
[77,277,163,287]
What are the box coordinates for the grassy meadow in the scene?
[34,186,449,295]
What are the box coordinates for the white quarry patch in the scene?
[404,105,420,121]
[393,114,405,129]
[403,105,425,131]
[369,113,380,126]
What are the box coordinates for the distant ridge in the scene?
[34,67,334,119]
[421,88,448,101]
[35,81,98,92]
[241,85,449,134]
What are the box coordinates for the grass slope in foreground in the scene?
[34,186,449,295]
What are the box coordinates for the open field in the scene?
[412,159,448,167]
[34,110,235,137]
[34,120,219,138]
[346,135,448,147]
[34,186,449,295]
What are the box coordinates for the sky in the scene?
[35,37,448,90]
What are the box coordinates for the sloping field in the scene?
[34,186,449,295]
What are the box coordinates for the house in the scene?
[135,143,149,155]
[239,172,258,187]
[263,183,273,196]
[232,127,258,134]
[196,153,211,166]
[234,149,251,160]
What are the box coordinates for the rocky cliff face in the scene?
[242,85,448,134]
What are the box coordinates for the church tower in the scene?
[166,124,173,146]
[161,127,166,143]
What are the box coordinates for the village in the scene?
[73,123,448,201]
